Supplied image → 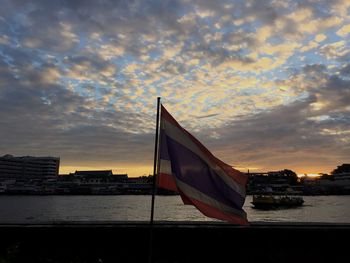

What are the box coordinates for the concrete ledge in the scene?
[0,222,348,262]
[1,220,350,228]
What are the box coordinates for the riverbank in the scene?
[0,222,348,262]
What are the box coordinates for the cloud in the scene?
[1,0,350,174]
[320,40,348,60]
[337,23,350,37]
[0,49,156,169]
[191,61,350,173]
[315,34,327,43]
[300,40,319,52]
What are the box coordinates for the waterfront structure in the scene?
[247,170,300,194]
[71,170,113,184]
[69,170,128,184]
[73,170,114,176]
[333,172,350,187]
[56,170,151,194]
[302,171,350,195]
[0,154,60,178]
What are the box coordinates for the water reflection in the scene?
[0,195,349,223]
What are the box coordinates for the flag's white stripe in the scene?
[176,178,247,219]
[159,159,172,175]
[162,119,246,197]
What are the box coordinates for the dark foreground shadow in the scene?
[0,221,348,263]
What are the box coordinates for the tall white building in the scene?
[0,154,60,178]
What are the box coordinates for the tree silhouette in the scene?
[283,169,298,185]
[331,164,350,175]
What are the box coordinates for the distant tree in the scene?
[331,164,350,175]
[283,169,298,185]
[146,174,154,183]
[320,173,334,180]
[283,169,297,177]
[137,175,154,183]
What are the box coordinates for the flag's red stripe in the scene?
[157,173,178,192]
[181,193,249,225]
[179,190,193,205]
[161,105,247,186]
[161,105,184,130]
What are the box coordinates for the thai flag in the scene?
[157,105,248,225]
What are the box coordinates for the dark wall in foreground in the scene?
[0,222,348,263]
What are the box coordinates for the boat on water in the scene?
[251,194,304,209]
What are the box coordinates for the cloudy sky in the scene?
[0,0,349,176]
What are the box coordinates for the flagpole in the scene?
[150,96,160,223]
[149,96,161,263]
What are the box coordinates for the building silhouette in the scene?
[0,154,60,178]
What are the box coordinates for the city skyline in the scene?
[1,0,350,177]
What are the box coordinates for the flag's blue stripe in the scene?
[166,135,245,209]
[160,132,171,161]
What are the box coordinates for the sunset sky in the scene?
[0,0,349,176]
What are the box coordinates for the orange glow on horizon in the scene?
[297,173,322,178]
[60,164,330,178]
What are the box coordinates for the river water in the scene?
[0,195,349,223]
